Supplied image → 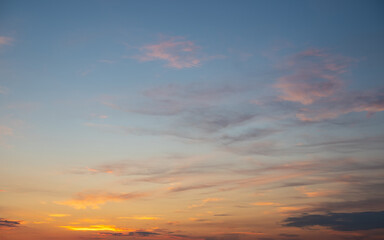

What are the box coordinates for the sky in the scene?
[0,0,384,239]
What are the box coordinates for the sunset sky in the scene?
[1,0,384,239]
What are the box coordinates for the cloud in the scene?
[279,233,300,238]
[0,125,14,147]
[297,135,384,153]
[181,109,258,133]
[272,48,384,121]
[296,90,384,122]
[219,128,279,145]
[189,198,223,208]
[251,202,280,206]
[0,36,13,46]
[274,49,348,105]
[306,198,384,213]
[135,37,202,69]
[61,225,131,232]
[0,218,21,228]
[224,141,280,156]
[283,211,384,231]
[0,125,13,137]
[204,232,265,240]
[55,191,148,209]
[118,216,160,220]
[104,83,246,117]
[213,214,231,217]
[295,186,339,198]
[49,214,71,217]
[169,183,220,193]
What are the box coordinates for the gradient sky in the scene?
[1,1,384,240]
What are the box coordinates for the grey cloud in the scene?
[0,218,20,228]
[283,211,384,231]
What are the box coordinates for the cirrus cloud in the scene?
[135,37,203,69]
[55,191,148,209]
[0,36,13,46]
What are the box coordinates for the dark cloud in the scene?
[283,211,384,231]
[279,233,300,237]
[219,128,279,145]
[169,183,219,193]
[180,109,258,133]
[0,218,21,228]
[205,235,241,240]
[297,135,384,153]
[131,231,160,237]
[309,198,384,213]
[98,231,159,237]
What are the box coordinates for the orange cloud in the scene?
[189,198,223,208]
[49,214,71,217]
[55,191,148,209]
[61,225,132,232]
[278,206,306,213]
[229,232,264,236]
[296,187,339,198]
[251,202,280,206]
[136,37,202,69]
[118,216,161,220]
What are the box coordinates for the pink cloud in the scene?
[0,125,14,147]
[136,37,202,69]
[274,49,351,105]
[0,36,13,46]
[296,90,384,122]
[0,125,13,136]
[272,49,384,121]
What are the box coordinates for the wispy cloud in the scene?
[0,125,13,138]
[0,125,14,147]
[0,36,13,46]
[103,83,246,117]
[295,186,339,198]
[118,216,161,220]
[135,37,203,69]
[297,135,384,153]
[55,191,148,209]
[274,49,348,105]
[295,90,384,122]
[98,231,160,237]
[272,48,384,121]
[251,202,280,206]
[189,198,223,208]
